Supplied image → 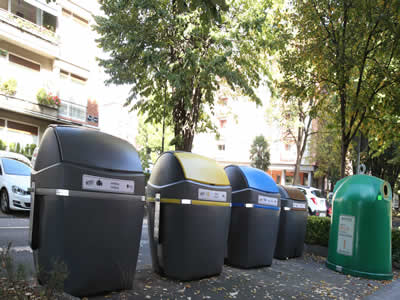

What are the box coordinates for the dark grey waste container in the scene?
[146,151,231,280]
[29,125,145,297]
[274,185,308,259]
[224,165,281,268]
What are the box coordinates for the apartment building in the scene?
[0,0,101,149]
[192,87,317,186]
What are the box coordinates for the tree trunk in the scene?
[293,155,301,185]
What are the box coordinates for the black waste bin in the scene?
[146,151,231,280]
[224,165,281,268]
[274,185,308,259]
[29,125,145,297]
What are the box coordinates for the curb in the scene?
[364,279,400,300]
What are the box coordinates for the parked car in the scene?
[0,152,32,213]
[293,185,327,217]
[327,192,333,217]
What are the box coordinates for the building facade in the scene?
[0,0,101,150]
[192,86,317,186]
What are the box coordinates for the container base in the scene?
[326,260,393,280]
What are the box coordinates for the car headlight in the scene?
[12,185,26,195]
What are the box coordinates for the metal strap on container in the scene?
[231,202,280,211]
[154,193,160,244]
[147,197,232,207]
[35,188,145,201]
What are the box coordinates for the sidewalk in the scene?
[90,253,400,300]
[365,279,400,300]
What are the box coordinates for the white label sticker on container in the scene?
[82,174,135,194]
[258,195,278,206]
[198,189,227,202]
[293,202,306,209]
[337,215,355,256]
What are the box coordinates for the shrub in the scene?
[0,78,17,96]
[0,139,6,150]
[305,216,331,247]
[393,229,400,268]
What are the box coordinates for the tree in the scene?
[95,0,274,151]
[281,0,400,178]
[249,135,271,171]
[362,141,400,190]
[135,115,174,170]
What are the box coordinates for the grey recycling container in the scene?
[29,125,145,297]
[274,185,308,259]
[146,151,231,280]
[224,165,281,268]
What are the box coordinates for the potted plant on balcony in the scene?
[0,78,17,96]
[36,88,61,108]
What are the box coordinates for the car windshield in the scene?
[311,190,323,198]
[2,158,31,176]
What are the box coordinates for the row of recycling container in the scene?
[29,125,307,296]
[28,125,394,297]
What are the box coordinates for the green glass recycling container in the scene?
[326,174,392,280]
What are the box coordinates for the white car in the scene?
[0,152,32,213]
[293,185,327,217]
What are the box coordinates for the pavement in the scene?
[0,210,399,299]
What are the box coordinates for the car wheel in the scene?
[308,207,313,216]
[0,189,10,214]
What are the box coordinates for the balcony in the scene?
[0,5,59,57]
[0,92,59,121]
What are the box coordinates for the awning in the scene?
[24,0,59,17]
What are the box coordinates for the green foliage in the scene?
[311,116,342,186]
[9,143,36,160]
[362,141,400,190]
[0,139,7,151]
[305,216,331,247]
[95,0,275,151]
[249,135,271,171]
[279,0,400,178]
[0,78,17,96]
[393,229,400,268]
[136,115,174,170]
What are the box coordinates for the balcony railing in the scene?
[0,8,58,44]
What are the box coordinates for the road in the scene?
[0,210,152,279]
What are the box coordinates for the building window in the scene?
[59,70,87,122]
[219,119,227,128]
[7,121,38,136]
[9,54,40,71]
[0,119,39,147]
[218,144,225,151]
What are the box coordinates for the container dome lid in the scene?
[238,166,278,193]
[278,185,306,201]
[225,165,278,193]
[53,125,142,172]
[174,152,230,186]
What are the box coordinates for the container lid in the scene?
[225,165,278,193]
[52,125,142,172]
[173,152,230,186]
[278,185,306,201]
[277,185,289,199]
